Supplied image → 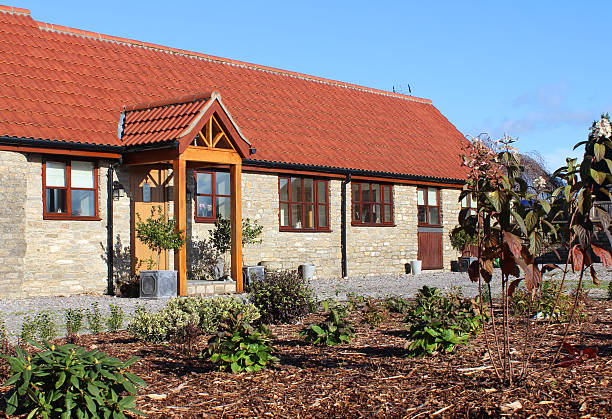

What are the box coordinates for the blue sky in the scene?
[11,1,612,171]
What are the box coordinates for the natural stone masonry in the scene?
[0,151,27,298]
[0,151,464,298]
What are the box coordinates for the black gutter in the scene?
[341,173,351,278]
[242,159,465,185]
[0,136,124,154]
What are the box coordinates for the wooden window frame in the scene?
[461,194,478,216]
[42,158,100,221]
[417,187,442,227]
[278,177,330,232]
[351,182,394,226]
[194,170,231,223]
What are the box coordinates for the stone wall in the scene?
[0,151,27,298]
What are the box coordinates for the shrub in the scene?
[384,295,411,314]
[449,226,478,252]
[172,321,201,355]
[361,299,386,327]
[106,304,124,332]
[127,297,260,343]
[188,239,221,281]
[20,315,36,345]
[608,280,612,300]
[0,314,10,355]
[510,280,578,322]
[33,311,57,342]
[64,308,84,339]
[135,206,185,270]
[403,286,485,356]
[346,293,366,312]
[87,302,104,334]
[204,312,278,373]
[248,270,315,324]
[300,300,354,346]
[1,341,145,418]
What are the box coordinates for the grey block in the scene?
[140,270,178,299]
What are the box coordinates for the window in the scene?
[461,194,477,215]
[43,160,98,219]
[417,187,441,226]
[194,171,231,222]
[351,182,394,225]
[279,177,329,231]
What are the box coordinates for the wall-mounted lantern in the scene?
[112,181,125,200]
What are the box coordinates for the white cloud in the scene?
[542,147,583,173]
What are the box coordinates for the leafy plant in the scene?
[511,280,579,322]
[608,279,612,300]
[87,302,104,334]
[403,286,485,357]
[106,304,124,333]
[64,308,84,340]
[300,300,354,346]
[172,321,202,356]
[33,311,57,342]
[361,299,386,327]
[0,314,10,355]
[128,297,260,343]
[384,295,412,314]
[209,217,263,255]
[204,312,278,373]
[188,238,221,281]
[1,340,145,418]
[135,205,185,270]
[248,270,315,324]
[449,226,478,252]
[20,315,36,345]
[346,293,366,312]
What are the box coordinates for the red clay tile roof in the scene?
[0,5,467,181]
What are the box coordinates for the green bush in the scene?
[204,312,278,373]
[106,304,124,332]
[300,300,354,346]
[608,280,612,300]
[248,270,315,324]
[510,280,578,322]
[0,314,10,355]
[384,295,412,314]
[20,315,37,344]
[1,341,145,418]
[87,302,104,334]
[403,286,485,356]
[449,226,478,252]
[64,308,85,339]
[361,299,386,327]
[33,311,57,342]
[127,297,260,343]
[135,205,185,270]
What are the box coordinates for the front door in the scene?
[417,228,443,270]
[130,166,171,275]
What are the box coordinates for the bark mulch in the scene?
[1,300,611,418]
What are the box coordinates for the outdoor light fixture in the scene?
[112,181,125,200]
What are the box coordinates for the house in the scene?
[0,5,467,298]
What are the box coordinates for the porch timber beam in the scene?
[173,158,188,296]
[180,146,242,165]
[123,148,178,165]
[230,163,243,292]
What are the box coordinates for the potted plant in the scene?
[449,226,478,272]
[135,206,185,297]
[209,217,263,279]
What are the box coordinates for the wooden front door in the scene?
[417,229,443,270]
[130,166,171,275]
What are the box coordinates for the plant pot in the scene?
[459,257,477,272]
[410,260,422,275]
[450,260,460,272]
[139,270,177,298]
[299,263,315,280]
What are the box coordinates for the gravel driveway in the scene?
[1,268,609,342]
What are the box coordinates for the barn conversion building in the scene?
[0,5,467,298]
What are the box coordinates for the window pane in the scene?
[353,203,361,221]
[417,189,425,205]
[318,205,328,228]
[317,181,327,203]
[384,205,392,223]
[46,189,66,213]
[383,186,391,203]
[196,195,213,218]
[470,196,477,209]
[46,162,66,187]
[216,197,231,220]
[361,184,371,202]
[304,178,314,203]
[216,172,230,195]
[428,188,438,206]
[196,172,212,194]
[279,178,289,201]
[280,203,289,227]
[372,204,381,223]
[291,178,302,203]
[429,206,440,225]
[361,204,372,223]
[304,204,314,228]
[418,206,427,223]
[352,183,360,202]
[71,190,95,216]
[71,161,94,188]
[461,196,468,208]
[291,204,303,229]
[372,184,380,203]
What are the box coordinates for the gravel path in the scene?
[1,268,609,342]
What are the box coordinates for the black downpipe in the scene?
[106,164,117,296]
[341,174,351,278]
